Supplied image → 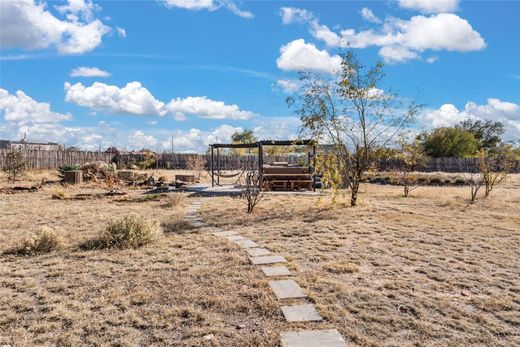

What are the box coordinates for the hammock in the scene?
[213,171,243,178]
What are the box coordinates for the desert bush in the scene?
[164,193,184,208]
[8,227,64,256]
[136,151,156,170]
[93,215,161,249]
[429,177,442,185]
[454,177,466,186]
[3,149,26,181]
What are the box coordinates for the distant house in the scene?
[0,139,63,151]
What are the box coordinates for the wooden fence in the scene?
[1,149,519,173]
[0,149,303,171]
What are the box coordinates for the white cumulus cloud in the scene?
[280,7,485,64]
[0,0,111,54]
[69,66,111,78]
[167,96,254,120]
[161,0,252,18]
[360,8,381,24]
[280,7,314,24]
[398,0,460,14]
[0,88,72,124]
[276,79,302,93]
[116,27,126,38]
[64,81,167,116]
[276,39,342,74]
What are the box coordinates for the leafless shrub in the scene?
[479,149,514,199]
[392,139,427,197]
[458,159,484,204]
[240,170,264,214]
[186,155,205,182]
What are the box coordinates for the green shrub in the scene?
[454,178,466,186]
[429,177,442,185]
[10,227,64,255]
[95,215,161,249]
[58,164,81,178]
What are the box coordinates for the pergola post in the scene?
[312,143,317,192]
[216,148,220,186]
[210,145,214,187]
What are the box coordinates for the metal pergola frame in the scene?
[209,139,317,191]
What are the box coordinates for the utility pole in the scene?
[171,135,174,153]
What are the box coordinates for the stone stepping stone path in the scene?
[250,255,287,265]
[246,247,271,257]
[261,266,291,277]
[281,329,347,347]
[268,279,306,299]
[184,199,347,347]
[281,304,323,322]
[235,239,259,249]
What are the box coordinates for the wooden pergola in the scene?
[209,139,317,191]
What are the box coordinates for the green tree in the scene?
[418,127,478,158]
[231,129,257,144]
[230,129,257,155]
[289,50,420,206]
[457,119,505,151]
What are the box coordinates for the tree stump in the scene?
[63,170,83,184]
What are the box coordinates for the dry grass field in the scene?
[201,176,520,346]
[1,170,519,346]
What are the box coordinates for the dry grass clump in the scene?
[323,261,359,274]
[161,218,194,234]
[51,190,68,200]
[7,226,64,256]
[88,215,162,249]
[163,193,185,208]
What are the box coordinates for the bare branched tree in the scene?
[478,148,514,198]
[458,159,484,204]
[393,138,427,197]
[240,170,264,214]
[289,51,421,206]
[186,154,205,182]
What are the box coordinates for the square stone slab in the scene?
[268,280,306,299]
[261,266,291,277]
[235,239,259,248]
[246,247,271,257]
[212,230,237,237]
[280,329,347,347]
[250,255,287,265]
[226,235,246,241]
[281,304,323,322]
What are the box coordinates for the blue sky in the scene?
[0,0,519,152]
